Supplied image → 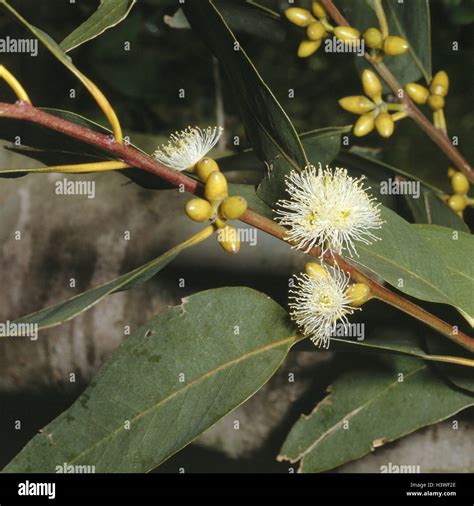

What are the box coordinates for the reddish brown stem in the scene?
[0,102,472,352]
[320,0,474,183]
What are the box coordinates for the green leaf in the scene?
[352,208,473,322]
[10,231,205,331]
[182,0,308,207]
[278,355,474,472]
[4,288,296,472]
[60,0,137,53]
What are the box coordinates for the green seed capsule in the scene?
[285,7,315,28]
[383,36,409,56]
[405,83,430,105]
[185,198,213,222]
[205,171,228,203]
[219,196,248,220]
[347,283,371,307]
[298,39,322,58]
[338,95,375,114]
[307,21,326,41]
[375,113,395,138]
[196,157,219,183]
[451,172,470,195]
[363,27,383,49]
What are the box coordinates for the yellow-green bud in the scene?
[197,157,219,183]
[405,83,430,105]
[363,27,383,49]
[375,113,395,138]
[285,8,315,28]
[430,71,449,97]
[312,0,326,18]
[219,196,248,220]
[218,226,240,254]
[205,171,228,203]
[338,95,375,114]
[334,26,361,44]
[383,36,409,56]
[305,262,327,280]
[447,167,456,178]
[347,283,371,307]
[353,112,375,137]
[297,39,322,58]
[185,198,213,222]
[362,69,383,101]
[427,94,445,111]
[451,172,470,195]
[447,194,466,212]
[307,21,326,41]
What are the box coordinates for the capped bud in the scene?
[383,36,409,56]
[312,0,326,18]
[347,283,371,307]
[375,113,395,138]
[447,194,467,213]
[451,172,470,195]
[447,167,456,178]
[307,21,326,41]
[338,95,375,114]
[185,198,213,222]
[363,27,383,49]
[298,39,322,58]
[362,69,383,101]
[219,196,248,220]
[405,83,430,105]
[334,26,361,44]
[205,171,228,203]
[218,226,240,254]
[353,112,375,137]
[305,262,328,280]
[196,157,220,183]
[427,94,445,111]
[430,71,449,97]
[285,7,315,28]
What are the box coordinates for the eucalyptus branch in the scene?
[320,0,474,183]
[0,101,472,352]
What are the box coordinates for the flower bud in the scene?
[219,196,248,220]
[430,71,449,97]
[185,198,213,222]
[383,36,409,56]
[451,172,470,195]
[447,194,466,212]
[218,226,240,254]
[363,27,383,49]
[307,21,326,41]
[312,0,326,18]
[427,94,445,111]
[334,26,361,44]
[298,39,322,58]
[405,83,429,105]
[375,113,395,138]
[196,157,219,183]
[338,95,375,114]
[447,167,456,178]
[305,262,328,280]
[205,171,228,203]
[347,283,371,307]
[353,112,375,137]
[362,69,383,101]
[285,7,315,28]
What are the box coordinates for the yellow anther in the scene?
[298,39,322,58]
[185,198,213,222]
[383,36,409,56]
[285,8,315,28]
[196,157,220,183]
[338,95,375,114]
[430,71,449,97]
[405,83,430,105]
[375,112,395,138]
[347,283,372,307]
[219,196,248,220]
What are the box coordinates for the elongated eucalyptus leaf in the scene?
[278,355,474,472]
[10,230,204,331]
[353,208,473,322]
[182,0,308,207]
[60,0,137,53]
[4,288,296,472]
